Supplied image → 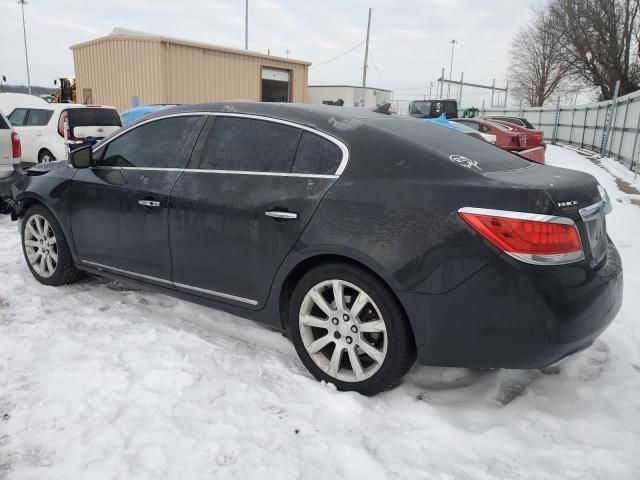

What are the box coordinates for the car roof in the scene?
[146,102,400,139]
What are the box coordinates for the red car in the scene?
[485,118,545,149]
[453,118,528,152]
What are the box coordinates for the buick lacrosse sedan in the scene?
[10,102,622,395]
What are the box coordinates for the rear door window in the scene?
[8,108,28,126]
[199,117,301,172]
[25,109,53,126]
[292,131,342,175]
[0,114,8,129]
[67,108,122,128]
[100,115,203,168]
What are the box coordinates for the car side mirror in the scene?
[70,145,93,169]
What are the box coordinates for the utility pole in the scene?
[490,78,495,107]
[362,8,372,87]
[428,81,434,99]
[244,0,248,50]
[18,0,31,94]
[447,39,457,98]
[504,81,509,107]
[285,49,291,59]
[439,67,445,98]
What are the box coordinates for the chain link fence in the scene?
[480,89,640,177]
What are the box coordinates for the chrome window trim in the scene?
[92,111,350,176]
[458,207,576,226]
[90,165,338,179]
[81,260,258,306]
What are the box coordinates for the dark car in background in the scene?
[9,103,622,395]
[409,99,458,119]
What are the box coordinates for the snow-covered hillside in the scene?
[1,145,639,479]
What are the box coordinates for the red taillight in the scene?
[458,208,584,265]
[57,110,76,140]
[11,132,21,158]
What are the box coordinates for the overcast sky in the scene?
[0,0,542,107]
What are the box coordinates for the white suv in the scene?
[7,104,121,163]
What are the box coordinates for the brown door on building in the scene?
[261,67,290,102]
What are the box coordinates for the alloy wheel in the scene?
[299,279,388,382]
[24,214,58,278]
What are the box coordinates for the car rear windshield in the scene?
[487,121,512,132]
[368,117,531,173]
[67,108,122,128]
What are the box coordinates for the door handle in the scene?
[265,210,298,220]
[138,199,161,208]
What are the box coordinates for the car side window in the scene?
[100,116,202,168]
[199,117,301,172]
[292,131,342,175]
[25,109,53,126]
[8,108,28,126]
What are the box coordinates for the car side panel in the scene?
[299,176,501,295]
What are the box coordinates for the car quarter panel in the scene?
[298,122,555,295]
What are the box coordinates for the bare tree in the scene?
[508,8,572,106]
[548,0,640,99]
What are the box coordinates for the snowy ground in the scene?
[1,145,639,479]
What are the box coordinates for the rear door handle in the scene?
[265,210,298,220]
[138,199,161,208]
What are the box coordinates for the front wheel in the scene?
[289,263,416,396]
[21,204,81,286]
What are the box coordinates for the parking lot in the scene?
[1,145,639,479]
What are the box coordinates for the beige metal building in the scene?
[71,29,311,112]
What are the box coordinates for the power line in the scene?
[311,41,365,69]
[369,55,384,88]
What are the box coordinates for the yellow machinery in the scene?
[52,77,77,103]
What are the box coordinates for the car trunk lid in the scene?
[484,163,609,267]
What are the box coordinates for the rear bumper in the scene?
[397,239,623,369]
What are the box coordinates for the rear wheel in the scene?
[289,263,416,396]
[38,150,56,163]
[21,205,81,286]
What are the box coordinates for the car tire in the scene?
[21,204,81,286]
[289,262,416,396]
[38,150,56,163]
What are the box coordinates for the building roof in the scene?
[70,28,311,66]
[309,85,392,92]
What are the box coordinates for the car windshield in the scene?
[67,108,122,128]
[410,101,431,115]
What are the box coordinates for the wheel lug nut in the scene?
[346,336,353,344]
[334,332,341,339]
[332,318,339,325]
[351,325,358,333]
[343,314,349,321]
